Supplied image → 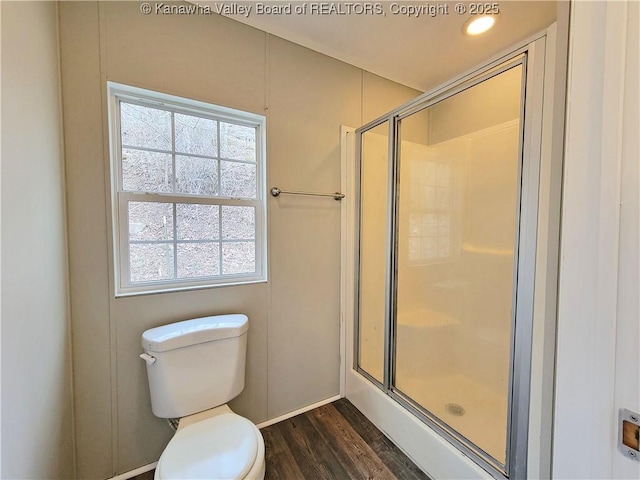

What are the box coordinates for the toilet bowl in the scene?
[154,406,265,480]
[141,315,265,480]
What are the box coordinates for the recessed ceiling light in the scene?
[463,16,496,36]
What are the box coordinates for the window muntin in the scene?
[108,83,266,296]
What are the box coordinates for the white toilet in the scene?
[140,314,265,480]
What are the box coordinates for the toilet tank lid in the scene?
[142,314,248,352]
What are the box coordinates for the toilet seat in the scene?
[155,413,264,479]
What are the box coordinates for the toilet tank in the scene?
[141,314,248,418]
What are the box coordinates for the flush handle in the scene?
[140,353,157,365]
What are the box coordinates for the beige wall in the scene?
[58,2,420,477]
[1,2,75,478]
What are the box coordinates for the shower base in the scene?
[396,373,508,463]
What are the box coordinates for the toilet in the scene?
[140,314,265,480]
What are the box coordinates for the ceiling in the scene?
[196,1,557,92]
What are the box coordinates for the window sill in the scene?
[114,277,268,298]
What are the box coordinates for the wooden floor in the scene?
[131,398,430,480]
[263,398,430,480]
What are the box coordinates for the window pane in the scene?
[220,161,256,198]
[221,206,255,240]
[409,238,420,261]
[177,242,220,278]
[409,214,421,236]
[222,242,255,275]
[425,186,436,205]
[424,213,438,235]
[220,122,256,161]
[175,113,217,157]
[120,102,171,151]
[438,214,450,235]
[435,186,449,209]
[130,243,174,282]
[176,204,219,240]
[129,202,174,241]
[437,236,450,257]
[422,237,437,259]
[176,155,218,196]
[122,148,173,193]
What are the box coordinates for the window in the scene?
[107,83,266,296]
[407,160,454,263]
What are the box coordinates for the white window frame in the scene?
[107,82,267,297]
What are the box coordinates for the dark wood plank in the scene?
[262,425,306,480]
[332,399,430,480]
[307,403,397,479]
[273,414,354,480]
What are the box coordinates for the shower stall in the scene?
[347,36,549,479]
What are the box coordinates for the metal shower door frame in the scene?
[353,36,546,479]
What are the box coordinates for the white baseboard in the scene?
[108,461,157,480]
[256,394,342,429]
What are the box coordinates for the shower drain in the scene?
[445,403,466,416]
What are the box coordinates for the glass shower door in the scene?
[393,64,524,466]
[357,121,390,384]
